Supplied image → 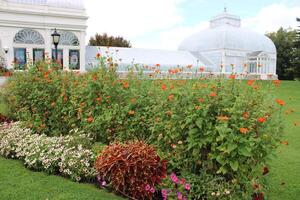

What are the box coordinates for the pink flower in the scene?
[185,183,191,191]
[145,184,151,191]
[150,187,155,193]
[170,173,179,184]
[161,189,168,198]
[177,192,183,200]
[101,181,106,186]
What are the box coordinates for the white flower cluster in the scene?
[0,122,97,182]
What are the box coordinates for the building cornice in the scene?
[0,7,88,20]
[0,20,87,31]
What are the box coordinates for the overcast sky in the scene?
[84,0,300,50]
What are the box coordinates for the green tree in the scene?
[266,28,300,80]
[89,33,132,48]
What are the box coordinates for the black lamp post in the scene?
[51,28,60,62]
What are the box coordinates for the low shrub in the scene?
[0,122,96,182]
[94,141,167,200]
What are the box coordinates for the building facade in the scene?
[0,0,87,71]
[0,0,278,79]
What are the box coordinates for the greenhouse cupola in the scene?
[178,10,277,78]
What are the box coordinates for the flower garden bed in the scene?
[0,58,285,199]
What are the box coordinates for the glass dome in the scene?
[178,12,276,54]
[6,0,85,9]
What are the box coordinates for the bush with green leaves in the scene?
[3,57,284,198]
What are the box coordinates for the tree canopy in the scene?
[266,27,300,80]
[89,33,132,48]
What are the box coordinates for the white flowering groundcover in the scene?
[0,122,96,182]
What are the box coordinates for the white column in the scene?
[63,48,69,70]
[45,28,52,59]
[79,31,86,72]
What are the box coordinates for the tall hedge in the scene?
[4,60,284,199]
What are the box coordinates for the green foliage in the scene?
[4,59,284,199]
[89,33,132,47]
[266,27,300,80]
[94,141,167,200]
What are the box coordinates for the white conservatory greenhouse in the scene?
[178,11,277,79]
[0,0,277,79]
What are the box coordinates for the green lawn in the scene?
[268,81,300,199]
[0,157,123,200]
[0,81,300,199]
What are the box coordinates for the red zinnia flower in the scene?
[258,117,267,123]
[275,98,285,106]
[209,92,217,97]
[87,116,94,123]
[161,84,167,91]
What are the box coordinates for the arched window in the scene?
[14,29,45,45]
[59,31,80,46]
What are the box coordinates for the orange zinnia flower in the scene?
[161,83,167,91]
[168,94,174,101]
[247,80,255,86]
[209,92,217,97]
[96,96,102,102]
[198,98,205,103]
[186,64,193,69]
[44,72,49,79]
[239,127,249,134]
[229,74,236,79]
[258,117,267,123]
[272,80,281,87]
[128,110,135,116]
[92,74,97,81]
[195,106,201,110]
[217,116,230,121]
[280,141,289,146]
[123,81,129,89]
[243,112,250,119]
[87,116,94,123]
[155,63,161,67]
[275,98,285,106]
[96,53,101,58]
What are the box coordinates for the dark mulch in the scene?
[0,114,12,123]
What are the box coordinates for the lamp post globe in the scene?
[51,28,60,62]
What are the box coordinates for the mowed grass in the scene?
[0,81,300,199]
[267,81,300,199]
[0,157,123,200]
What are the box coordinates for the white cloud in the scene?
[85,1,300,50]
[85,0,183,40]
[242,3,300,34]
